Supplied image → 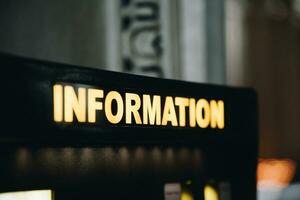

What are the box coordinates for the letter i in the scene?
[53,84,63,122]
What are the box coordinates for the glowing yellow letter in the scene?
[196,99,210,128]
[53,84,63,122]
[175,97,189,127]
[162,97,178,126]
[88,88,103,123]
[143,95,161,125]
[126,93,142,124]
[64,86,86,122]
[105,91,124,124]
[210,100,224,129]
[189,98,196,127]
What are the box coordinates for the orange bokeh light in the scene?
[257,159,296,188]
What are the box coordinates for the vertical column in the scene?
[225,0,246,86]
[206,0,226,84]
[179,0,207,83]
[105,0,122,72]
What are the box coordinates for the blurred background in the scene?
[0,0,299,199]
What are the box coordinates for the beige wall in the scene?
[245,1,300,162]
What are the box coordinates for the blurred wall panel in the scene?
[245,0,300,162]
[0,0,226,84]
[226,0,300,166]
[206,0,226,84]
[179,0,207,82]
[0,0,107,68]
[225,0,248,86]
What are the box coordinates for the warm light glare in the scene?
[257,159,296,188]
[181,192,194,200]
[0,190,52,200]
[204,185,219,200]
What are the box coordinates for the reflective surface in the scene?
[0,146,204,200]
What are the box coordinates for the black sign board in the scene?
[0,54,258,200]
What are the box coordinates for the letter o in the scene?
[105,91,124,124]
[196,99,210,128]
